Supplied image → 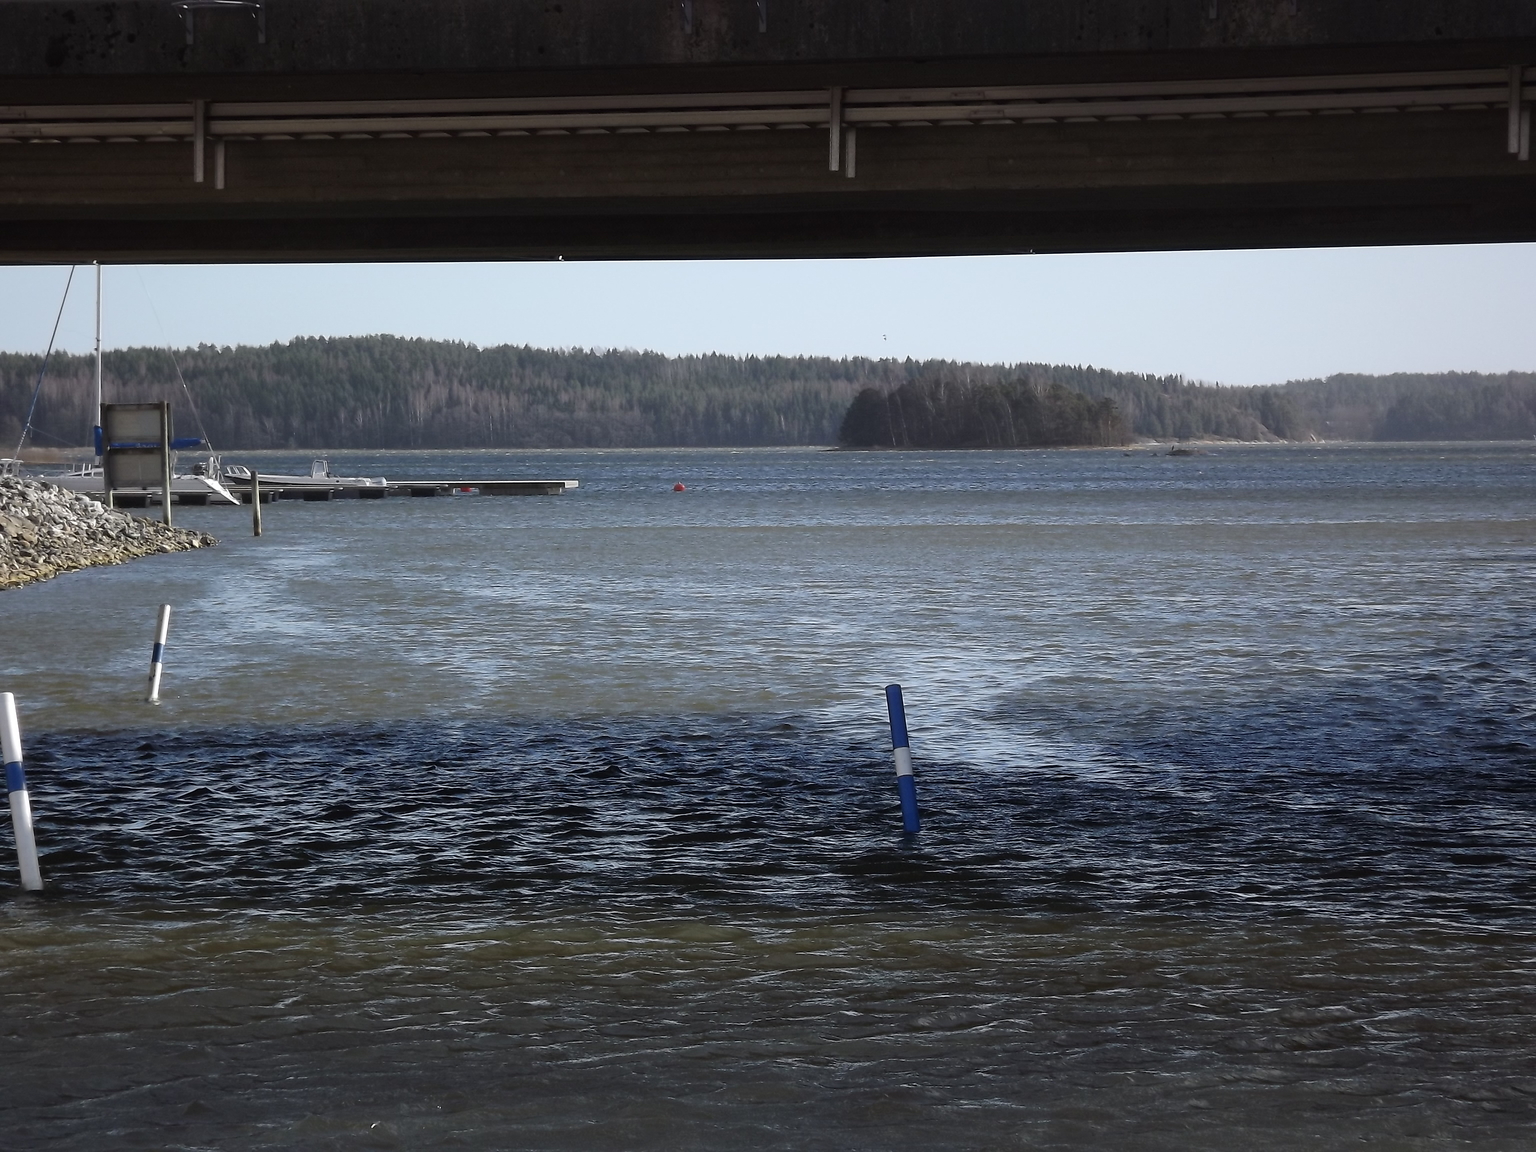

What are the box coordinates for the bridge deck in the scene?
[2,2,1533,260]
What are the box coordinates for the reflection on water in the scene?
[2,444,1534,1149]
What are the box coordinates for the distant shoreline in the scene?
[826,437,1536,452]
[6,338,1532,451]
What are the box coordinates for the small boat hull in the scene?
[222,461,389,500]
[41,469,242,507]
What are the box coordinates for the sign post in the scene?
[159,403,172,525]
[101,402,173,517]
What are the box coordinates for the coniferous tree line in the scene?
[2,335,1532,451]
[1,338,874,451]
[1276,372,1536,441]
[838,374,1128,448]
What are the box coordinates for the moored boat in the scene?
[42,457,241,507]
[221,459,389,500]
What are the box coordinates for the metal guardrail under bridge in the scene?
[2,65,1530,188]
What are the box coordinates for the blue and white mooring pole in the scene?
[2,692,44,891]
[885,683,921,834]
[146,604,171,705]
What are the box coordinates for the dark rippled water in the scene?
[3,444,1534,1149]
[21,706,1536,920]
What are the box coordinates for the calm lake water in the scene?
[2,443,1534,1150]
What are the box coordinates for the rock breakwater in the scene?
[0,478,217,591]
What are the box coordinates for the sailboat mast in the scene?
[93,262,103,461]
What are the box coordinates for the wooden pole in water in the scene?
[251,470,263,537]
[159,401,173,527]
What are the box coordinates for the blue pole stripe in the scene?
[884,684,909,748]
[897,775,920,834]
[884,684,920,833]
[5,760,25,795]
[151,642,165,664]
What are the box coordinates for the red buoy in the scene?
[673,482,686,492]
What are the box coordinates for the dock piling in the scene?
[251,471,262,536]
[884,684,921,834]
[146,604,172,705]
[2,693,44,891]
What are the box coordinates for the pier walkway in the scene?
[106,478,578,506]
[245,479,580,501]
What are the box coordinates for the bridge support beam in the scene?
[2,2,1534,260]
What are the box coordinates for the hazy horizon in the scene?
[1,243,1533,387]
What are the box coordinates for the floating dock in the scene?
[395,479,577,498]
[79,477,579,506]
[225,478,579,502]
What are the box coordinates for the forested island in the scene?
[2,335,1532,451]
[838,376,1129,449]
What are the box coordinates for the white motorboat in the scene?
[43,457,241,507]
[221,459,388,499]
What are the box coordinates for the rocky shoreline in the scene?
[0,477,218,591]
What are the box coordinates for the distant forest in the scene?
[2,335,1533,451]
[839,376,1129,449]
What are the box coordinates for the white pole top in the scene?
[1,692,22,766]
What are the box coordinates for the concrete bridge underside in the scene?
[2,2,1534,262]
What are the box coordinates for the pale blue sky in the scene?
[0,243,1531,387]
